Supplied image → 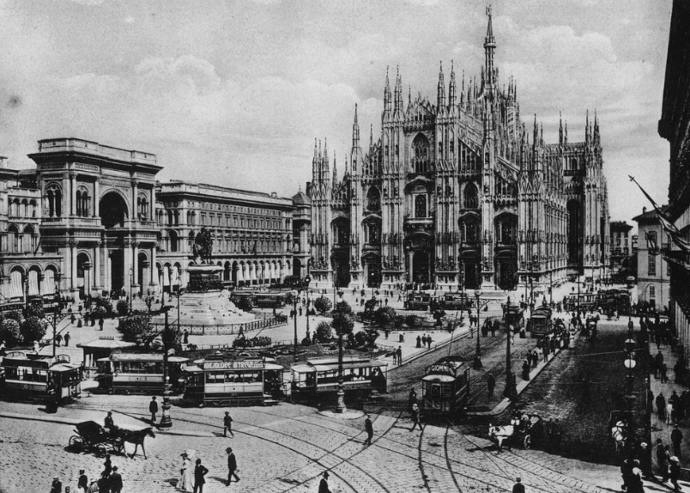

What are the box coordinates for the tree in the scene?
[116,299,130,316]
[23,302,44,320]
[313,296,332,315]
[117,314,152,343]
[193,228,214,263]
[374,306,396,326]
[315,321,333,342]
[405,314,421,328]
[332,301,355,337]
[433,309,446,327]
[0,318,22,346]
[4,310,22,323]
[20,316,46,344]
[236,296,254,312]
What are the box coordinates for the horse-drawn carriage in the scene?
[68,420,155,459]
[489,414,543,451]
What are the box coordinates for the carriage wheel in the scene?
[524,435,531,449]
[115,439,126,456]
[68,435,83,451]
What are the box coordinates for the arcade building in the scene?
[0,138,296,303]
[307,8,610,291]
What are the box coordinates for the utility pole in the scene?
[504,296,517,400]
[473,290,483,369]
[159,309,173,428]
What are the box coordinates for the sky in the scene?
[0,0,673,224]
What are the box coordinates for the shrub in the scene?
[4,311,22,324]
[93,306,108,318]
[23,302,44,320]
[117,314,152,343]
[433,309,446,326]
[332,301,354,337]
[232,336,272,348]
[353,330,368,347]
[20,316,46,344]
[0,318,22,346]
[374,306,396,326]
[313,296,332,315]
[405,314,422,327]
[315,321,333,342]
[116,299,130,316]
[394,315,405,328]
[236,296,254,312]
[95,298,113,315]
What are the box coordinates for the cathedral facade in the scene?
[307,9,610,292]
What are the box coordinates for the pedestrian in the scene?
[364,414,373,446]
[620,458,632,491]
[667,401,674,425]
[224,411,234,437]
[64,331,71,346]
[78,469,88,493]
[662,363,669,383]
[396,346,402,365]
[410,402,422,431]
[655,351,664,379]
[193,458,208,493]
[97,471,110,493]
[51,477,63,493]
[670,455,681,491]
[427,335,432,348]
[657,392,667,422]
[103,454,112,478]
[226,447,240,485]
[179,451,193,492]
[109,466,123,493]
[56,332,63,346]
[99,317,104,331]
[672,424,683,459]
[104,411,115,432]
[512,477,525,493]
[319,471,332,493]
[408,388,417,411]
[183,329,189,344]
[629,460,644,493]
[149,396,158,424]
[416,335,421,348]
[658,440,670,482]
[521,359,530,381]
[487,373,495,398]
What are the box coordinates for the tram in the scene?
[420,356,470,419]
[404,292,432,311]
[0,352,82,403]
[527,307,553,337]
[253,292,289,309]
[182,356,283,406]
[435,292,473,311]
[290,356,387,401]
[95,352,189,394]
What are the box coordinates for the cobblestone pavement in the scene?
[0,394,628,493]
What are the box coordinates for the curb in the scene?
[391,325,472,369]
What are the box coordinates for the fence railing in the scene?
[150,315,283,336]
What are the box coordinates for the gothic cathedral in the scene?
[307,8,610,292]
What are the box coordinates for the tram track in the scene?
[443,423,463,493]
[416,424,432,492]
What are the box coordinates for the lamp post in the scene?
[304,276,311,341]
[332,293,350,414]
[504,296,517,400]
[473,290,483,369]
[291,289,300,361]
[129,267,134,314]
[159,308,173,428]
[51,295,65,357]
[623,341,637,458]
[549,269,553,306]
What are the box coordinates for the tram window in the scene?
[206,372,226,384]
[431,384,441,399]
[5,367,18,379]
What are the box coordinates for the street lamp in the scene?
[159,308,174,428]
[623,348,637,458]
[50,295,66,357]
[503,296,517,400]
[291,288,301,361]
[473,290,483,369]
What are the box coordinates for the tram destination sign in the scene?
[205,360,264,370]
[426,363,458,377]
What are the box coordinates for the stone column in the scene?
[70,172,77,216]
[94,180,100,218]
[123,238,132,290]
[131,241,139,295]
[149,247,157,290]
[93,243,101,291]
[408,250,414,283]
[131,180,139,225]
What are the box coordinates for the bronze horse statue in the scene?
[117,427,156,459]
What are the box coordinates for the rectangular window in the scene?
[648,255,656,276]
[650,286,656,297]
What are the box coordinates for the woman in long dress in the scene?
[178,451,194,492]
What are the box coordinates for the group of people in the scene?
[415,333,434,349]
[49,455,124,493]
[653,389,690,426]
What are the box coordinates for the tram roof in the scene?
[293,358,387,373]
[77,339,137,350]
[99,353,189,363]
[422,374,455,383]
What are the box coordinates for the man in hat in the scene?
[77,469,88,493]
[149,396,158,424]
[50,477,62,493]
[226,447,240,485]
[193,458,208,493]
[109,466,123,493]
[671,424,683,459]
[512,477,525,493]
[319,471,332,493]
[670,455,682,491]
[364,414,373,446]
[224,411,234,437]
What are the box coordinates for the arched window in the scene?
[46,185,62,217]
[414,194,427,218]
[464,183,479,209]
[23,225,35,253]
[169,231,179,252]
[366,187,381,212]
[7,225,19,253]
[460,218,479,244]
[137,195,148,220]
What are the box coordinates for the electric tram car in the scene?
[95,353,189,394]
[420,356,470,419]
[0,352,83,403]
[182,355,283,407]
[404,292,432,311]
[290,356,388,401]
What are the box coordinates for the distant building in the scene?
[633,207,670,309]
[291,189,311,279]
[609,220,634,279]
[659,0,690,364]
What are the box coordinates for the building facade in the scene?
[633,208,670,309]
[659,0,690,365]
[0,138,296,302]
[308,8,610,291]
[610,220,634,279]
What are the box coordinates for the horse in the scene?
[610,420,626,455]
[489,423,514,452]
[117,427,156,459]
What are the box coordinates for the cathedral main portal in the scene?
[412,251,430,284]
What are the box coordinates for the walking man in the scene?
[109,466,123,493]
[410,402,422,431]
[224,411,234,437]
[319,471,332,493]
[77,469,88,493]
[396,346,403,366]
[64,331,71,346]
[226,447,240,484]
[487,373,495,398]
[149,396,158,424]
[672,424,683,459]
[364,414,373,446]
[512,477,525,493]
[193,458,208,493]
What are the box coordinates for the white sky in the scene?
[0,0,673,224]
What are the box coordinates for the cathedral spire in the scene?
[484,3,496,96]
[437,61,446,109]
[408,85,412,108]
[585,109,590,145]
[564,120,568,145]
[369,124,374,153]
[532,114,538,149]
[449,60,456,107]
[352,104,360,149]
[383,66,391,113]
[394,65,402,112]
[559,112,564,145]
[594,109,600,146]
[540,123,544,145]
[332,151,337,188]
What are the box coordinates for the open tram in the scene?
[420,357,470,420]
[290,356,387,402]
[435,292,473,311]
[0,352,82,403]
[404,292,432,311]
[527,307,553,337]
[95,352,189,394]
[182,355,283,407]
